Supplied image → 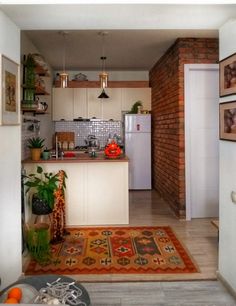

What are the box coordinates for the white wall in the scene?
[219,18,236,292]
[0,10,22,289]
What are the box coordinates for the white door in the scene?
[185,64,219,219]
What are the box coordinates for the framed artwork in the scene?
[0,54,20,125]
[219,101,236,141]
[220,53,236,97]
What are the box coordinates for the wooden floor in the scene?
[79,190,236,305]
[71,190,218,282]
[22,190,236,305]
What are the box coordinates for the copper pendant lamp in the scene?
[59,31,69,88]
[98,32,109,99]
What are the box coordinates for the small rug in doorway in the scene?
[25,226,198,276]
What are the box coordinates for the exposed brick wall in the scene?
[149,38,219,218]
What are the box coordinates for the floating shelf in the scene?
[21,108,47,116]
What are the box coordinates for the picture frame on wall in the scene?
[219,101,236,141]
[219,52,236,97]
[0,54,20,125]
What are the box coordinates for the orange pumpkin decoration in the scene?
[104,141,122,159]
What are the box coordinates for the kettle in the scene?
[84,135,100,149]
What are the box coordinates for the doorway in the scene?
[185,64,219,220]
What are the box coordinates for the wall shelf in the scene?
[21,108,47,116]
[54,80,150,88]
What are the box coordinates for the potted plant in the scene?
[24,165,67,215]
[129,101,143,114]
[27,136,45,161]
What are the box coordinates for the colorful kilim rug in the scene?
[25,226,198,275]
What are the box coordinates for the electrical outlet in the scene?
[231,191,236,203]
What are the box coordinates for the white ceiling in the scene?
[0,3,235,70]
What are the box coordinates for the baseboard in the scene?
[217,270,236,299]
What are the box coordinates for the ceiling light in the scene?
[98,89,109,99]
[59,31,69,88]
[98,31,109,99]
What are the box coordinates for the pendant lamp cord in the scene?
[62,32,66,73]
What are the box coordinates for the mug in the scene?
[42,151,50,160]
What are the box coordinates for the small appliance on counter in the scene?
[125,114,151,189]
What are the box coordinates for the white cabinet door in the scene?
[87,88,102,118]
[86,162,129,225]
[121,88,151,111]
[52,88,74,121]
[102,88,122,120]
[73,88,87,119]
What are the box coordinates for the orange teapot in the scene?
[104,141,122,158]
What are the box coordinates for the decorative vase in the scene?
[30,148,41,161]
[32,194,52,215]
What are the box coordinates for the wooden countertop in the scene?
[22,153,129,164]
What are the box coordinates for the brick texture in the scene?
[149,38,219,218]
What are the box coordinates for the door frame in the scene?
[184,63,219,220]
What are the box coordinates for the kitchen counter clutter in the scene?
[23,152,128,163]
[22,154,129,226]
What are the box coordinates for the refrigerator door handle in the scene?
[137,124,140,131]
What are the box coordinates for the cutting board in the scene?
[55,132,75,142]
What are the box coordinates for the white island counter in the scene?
[22,154,129,226]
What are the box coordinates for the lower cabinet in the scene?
[23,161,129,226]
[86,162,129,224]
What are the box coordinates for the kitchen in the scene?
[1,2,232,293]
[21,31,153,227]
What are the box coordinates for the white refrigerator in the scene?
[125,114,151,189]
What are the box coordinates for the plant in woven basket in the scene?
[24,165,67,215]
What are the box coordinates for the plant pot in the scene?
[32,194,52,215]
[30,148,42,161]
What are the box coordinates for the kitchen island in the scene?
[22,153,129,226]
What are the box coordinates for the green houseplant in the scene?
[129,101,143,114]
[24,166,67,264]
[27,136,45,161]
[24,165,67,215]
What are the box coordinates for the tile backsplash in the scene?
[55,120,123,148]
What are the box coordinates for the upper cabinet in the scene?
[87,88,122,120]
[52,85,151,121]
[101,88,122,120]
[74,88,87,118]
[87,88,103,119]
[52,88,87,121]
[52,88,74,121]
[121,88,151,111]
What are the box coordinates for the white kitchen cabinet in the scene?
[23,159,129,226]
[87,88,103,119]
[52,88,74,121]
[53,87,151,121]
[73,88,87,119]
[101,88,122,120]
[121,88,151,111]
[86,162,129,225]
